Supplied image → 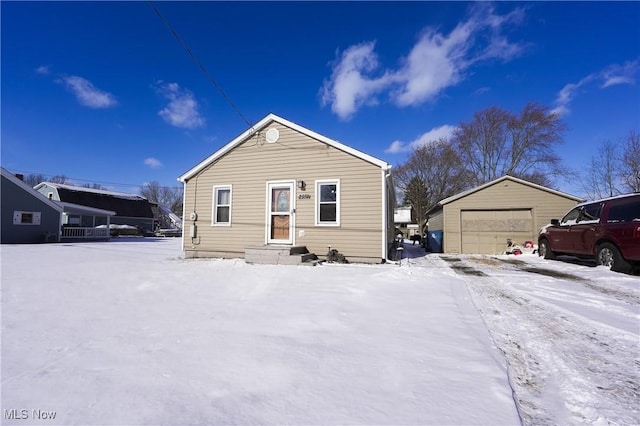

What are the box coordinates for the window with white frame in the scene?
[212,185,232,225]
[316,180,340,226]
[13,211,41,225]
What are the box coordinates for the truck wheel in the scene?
[597,243,631,273]
[538,239,556,260]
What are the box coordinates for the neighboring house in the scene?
[394,206,419,237]
[178,113,396,263]
[1,167,63,243]
[427,175,584,255]
[34,182,154,234]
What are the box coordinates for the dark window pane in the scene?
[320,204,336,222]
[608,199,640,222]
[580,203,602,222]
[320,185,337,202]
[217,206,230,223]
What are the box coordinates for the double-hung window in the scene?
[316,180,340,226]
[212,185,232,226]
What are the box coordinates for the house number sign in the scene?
[298,194,311,200]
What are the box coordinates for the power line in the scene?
[8,168,181,190]
[146,0,254,130]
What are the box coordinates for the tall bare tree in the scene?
[23,173,69,186]
[621,130,640,193]
[140,181,183,216]
[394,138,468,230]
[23,173,47,187]
[583,140,622,200]
[454,103,567,186]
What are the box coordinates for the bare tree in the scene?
[49,175,70,184]
[394,138,468,230]
[621,130,640,193]
[583,140,622,200]
[454,103,567,186]
[22,173,69,186]
[82,183,106,190]
[140,181,183,216]
[23,173,47,187]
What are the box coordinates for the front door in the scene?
[267,182,294,244]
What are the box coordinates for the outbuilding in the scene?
[427,175,584,255]
[178,113,396,263]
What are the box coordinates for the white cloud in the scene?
[385,124,458,154]
[601,60,639,88]
[35,65,51,75]
[58,75,118,108]
[321,4,526,120]
[155,81,205,129]
[552,59,639,116]
[144,157,163,169]
[320,42,392,121]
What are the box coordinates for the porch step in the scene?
[245,245,318,265]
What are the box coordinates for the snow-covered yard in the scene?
[1,238,638,425]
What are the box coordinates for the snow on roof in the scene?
[38,182,148,200]
[576,192,639,206]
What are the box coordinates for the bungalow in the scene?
[35,182,155,235]
[178,113,396,263]
[426,175,584,255]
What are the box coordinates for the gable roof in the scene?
[1,167,63,212]
[34,182,154,218]
[35,182,148,200]
[431,175,584,211]
[178,113,391,182]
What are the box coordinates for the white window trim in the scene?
[212,185,232,226]
[315,179,340,227]
[13,211,42,225]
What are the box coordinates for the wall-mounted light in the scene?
[297,180,306,190]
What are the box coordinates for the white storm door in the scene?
[267,182,294,244]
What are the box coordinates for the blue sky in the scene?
[2,1,639,197]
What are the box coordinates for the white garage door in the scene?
[460,209,534,254]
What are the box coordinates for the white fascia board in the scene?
[178,113,390,182]
[438,175,584,206]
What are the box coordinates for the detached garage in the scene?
[427,175,583,255]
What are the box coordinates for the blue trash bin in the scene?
[427,231,443,253]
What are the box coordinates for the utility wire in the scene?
[9,168,181,190]
[146,0,254,130]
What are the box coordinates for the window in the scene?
[212,186,232,225]
[13,211,41,225]
[578,202,602,223]
[560,207,580,225]
[316,180,340,226]
[607,198,640,223]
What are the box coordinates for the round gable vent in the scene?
[265,128,280,143]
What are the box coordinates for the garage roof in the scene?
[430,175,584,213]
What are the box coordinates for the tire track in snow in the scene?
[453,258,640,425]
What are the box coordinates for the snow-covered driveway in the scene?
[406,250,639,425]
[1,238,638,425]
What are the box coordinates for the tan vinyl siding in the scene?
[183,122,385,261]
[442,178,580,254]
[428,208,444,231]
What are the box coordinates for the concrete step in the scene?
[245,245,317,265]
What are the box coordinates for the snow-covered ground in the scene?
[1,238,638,425]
